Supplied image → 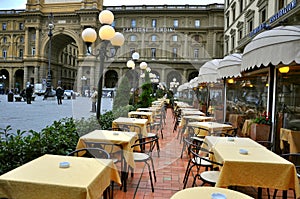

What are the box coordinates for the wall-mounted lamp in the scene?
[227,78,234,84]
[279,66,290,73]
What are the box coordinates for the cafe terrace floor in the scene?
[113,108,298,199]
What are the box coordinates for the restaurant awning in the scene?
[198,59,222,83]
[218,53,242,78]
[241,25,300,71]
[189,76,201,88]
[177,82,190,92]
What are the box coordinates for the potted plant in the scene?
[250,112,271,141]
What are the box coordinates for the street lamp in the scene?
[81,10,124,119]
[46,13,54,95]
[170,78,179,93]
[126,52,144,105]
[0,75,6,94]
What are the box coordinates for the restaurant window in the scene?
[2,23,7,30]
[260,8,267,23]
[130,35,137,42]
[151,35,157,42]
[194,49,199,59]
[232,4,236,21]
[19,49,23,58]
[3,37,7,44]
[20,36,24,43]
[151,48,156,59]
[2,49,7,58]
[32,47,35,56]
[19,23,24,30]
[278,0,285,10]
[172,35,178,42]
[248,19,254,32]
[173,19,178,28]
[239,0,243,14]
[231,34,235,49]
[152,19,157,28]
[110,48,115,57]
[193,35,200,43]
[226,12,230,28]
[238,29,243,40]
[131,19,136,28]
[172,48,177,58]
[195,20,200,28]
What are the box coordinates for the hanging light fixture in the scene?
[279,66,290,73]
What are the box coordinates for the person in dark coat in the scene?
[56,86,64,105]
[25,85,33,104]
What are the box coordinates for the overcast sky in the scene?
[0,0,224,9]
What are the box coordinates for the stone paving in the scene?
[0,94,94,132]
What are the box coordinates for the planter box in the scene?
[250,124,271,141]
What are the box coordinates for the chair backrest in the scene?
[186,125,210,139]
[85,141,123,154]
[188,142,222,167]
[131,137,159,155]
[67,148,110,159]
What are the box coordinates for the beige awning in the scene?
[218,53,242,78]
[241,25,300,71]
[198,59,222,83]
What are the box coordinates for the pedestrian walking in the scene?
[25,85,33,104]
[56,86,64,105]
[90,87,97,112]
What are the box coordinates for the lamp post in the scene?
[127,52,146,105]
[82,10,124,119]
[46,13,54,94]
[0,75,6,94]
[170,78,179,93]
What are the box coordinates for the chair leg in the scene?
[146,162,155,192]
[155,137,160,157]
[192,173,200,187]
[150,157,157,182]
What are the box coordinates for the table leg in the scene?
[257,187,262,199]
[121,156,128,192]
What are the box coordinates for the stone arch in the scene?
[166,71,181,91]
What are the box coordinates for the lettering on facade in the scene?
[249,0,297,37]
[123,27,175,33]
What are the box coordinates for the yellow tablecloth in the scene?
[179,115,214,128]
[112,117,148,137]
[187,122,233,136]
[205,136,300,198]
[128,111,154,123]
[0,154,121,199]
[280,128,300,153]
[171,187,254,199]
[181,110,205,116]
[136,107,160,116]
[76,130,137,168]
[241,119,253,137]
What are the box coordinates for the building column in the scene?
[77,66,83,94]
[183,34,188,58]
[9,68,13,90]
[34,66,39,84]
[23,66,29,89]
[24,27,29,58]
[161,68,166,83]
[183,69,187,82]
[35,28,40,58]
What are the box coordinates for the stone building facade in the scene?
[0,0,224,94]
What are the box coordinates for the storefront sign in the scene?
[249,0,297,37]
[123,27,175,33]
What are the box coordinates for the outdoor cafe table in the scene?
[0,154,121,199]
[181,110,205,116]
[204,136,300,199]
[280,128,300,153]
[171,187,254,199]
[128,111,154,123]
[186,121,233,137]
[137,107,160,115]
[76,130,137,192]
[179,115,215,128]
[112,117,148,138]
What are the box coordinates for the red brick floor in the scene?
[113,108,297,199]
